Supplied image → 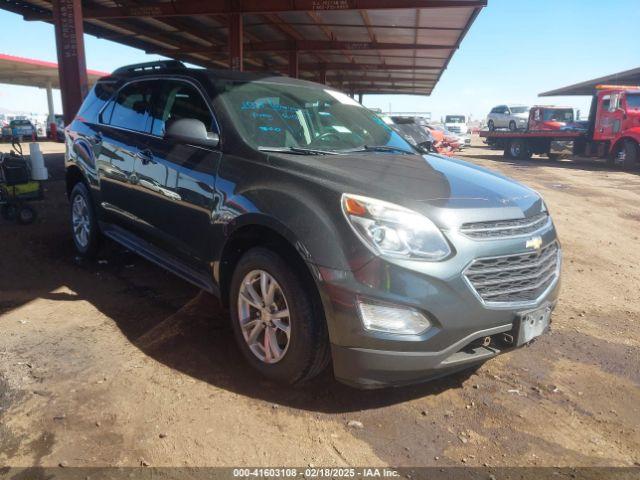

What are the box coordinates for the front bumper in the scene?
[316,228,561,388]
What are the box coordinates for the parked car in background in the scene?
[379,114,434,153]
[46,114,66,142]
[431,124,471,149]
[444,115,468,135]
[2,119,36,142]
[487,105,530,131]
[528,106,575,131]
[390,116,458,155]
[65,61,561,388]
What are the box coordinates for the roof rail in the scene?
[112,60,186,75]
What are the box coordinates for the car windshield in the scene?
[542,109,573,122]
[510,106,529,114]
[217,80,412,153]
[627,93,640,110]
[445,116,465,123]
[10,120,31,126]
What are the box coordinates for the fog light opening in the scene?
[356,299,431,336]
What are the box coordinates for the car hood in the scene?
[266,152,544,229]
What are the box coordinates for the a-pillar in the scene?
[52,0,88,125]
[229,13,243,71]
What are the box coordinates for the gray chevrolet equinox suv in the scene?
[65,61,561,388]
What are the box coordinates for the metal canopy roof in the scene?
[0,0,485,95]
[540,67,640,96]
[0,53,107,89]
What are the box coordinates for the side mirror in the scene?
[165,118,219,148]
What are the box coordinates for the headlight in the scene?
[341,193,451,261]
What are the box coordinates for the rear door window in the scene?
[104,81,155,133]
[151,80,216,137]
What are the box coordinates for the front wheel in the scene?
[229,247,330,384]
[613,140,639,170]
[70,182,101,258]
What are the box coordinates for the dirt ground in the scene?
[0,139,638,468]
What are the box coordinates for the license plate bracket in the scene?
[516,304,552,346]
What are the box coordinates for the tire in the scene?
[16,204,36,225]
[487,120,495,131]
[69,182,101,258]
[229,247,330,384]
[613,140,639,171]
[509,120,517,132]
[507,139,532,160]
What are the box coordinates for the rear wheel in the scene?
[229,247,330,384]
[70,182,101,258]
[612,139,639,170]
[506,138,532,160]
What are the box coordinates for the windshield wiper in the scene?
[258,146,340,156]
[344,145,415,155]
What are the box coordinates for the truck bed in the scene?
[479,129,585,139]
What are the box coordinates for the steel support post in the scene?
[229,13,244,71]
[52,0,88,125]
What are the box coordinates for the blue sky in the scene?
[0,0,638,120]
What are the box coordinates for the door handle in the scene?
[136,149,155,165]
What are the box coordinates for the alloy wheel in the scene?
[237,269,291,364]
[72,194,91,248]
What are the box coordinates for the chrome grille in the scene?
[460,213,550,239]
[464,242,560,305]
[447,126,462,133]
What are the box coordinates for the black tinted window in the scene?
[151,81,215,136]
[79,81,117,123]
[627,94,640,110]
[106,81,154,133]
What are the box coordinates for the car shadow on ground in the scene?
[45,247,479,414]
[74,241,478,415]
[0,152,477,415]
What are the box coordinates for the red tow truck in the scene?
[480,85,640,169]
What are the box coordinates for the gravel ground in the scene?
[0,139,638,468]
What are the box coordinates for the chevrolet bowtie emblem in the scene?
[526,236,543,250]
